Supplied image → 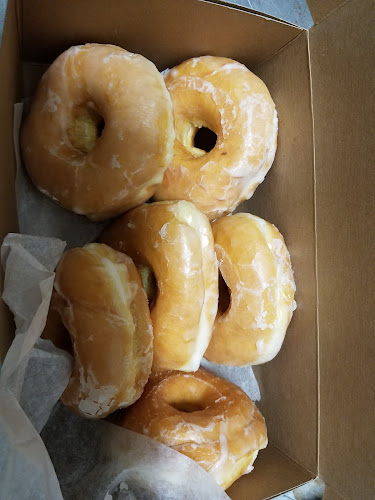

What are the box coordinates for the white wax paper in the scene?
[42,403,230,500]
[201,358,261,401]
[0,233,69,500]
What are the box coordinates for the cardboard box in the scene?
[0,0,373,498]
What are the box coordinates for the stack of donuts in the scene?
[22,43,296,490]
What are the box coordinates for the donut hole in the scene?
[164,377,219,413]
[218,272,231,315]
[68,105,105,154]
[193,127,217,153]
[97,117,105,138]
[136,264,157,308]
[170,401,206,413]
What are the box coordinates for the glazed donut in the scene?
[54,243,153,418]
[154,56,277,221]
[120,368,267,490]
[100,200,218,372]
[205,214,296,366]
[21,43,174,220]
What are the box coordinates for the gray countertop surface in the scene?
[210,0,313,27]
[274,478,325,500]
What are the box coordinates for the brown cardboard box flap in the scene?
[306,0,348,25]
[21,0,301,68]
[323,485,347,500]
[227,444,313,499]
[247,30,318,475]
[309,0,375,498]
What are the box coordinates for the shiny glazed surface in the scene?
[100,201,218,371]
[21,43,175,220]
[205,214,296,365]
[154,56,277,221]
[54,243,153,418]
[120,368,267,489]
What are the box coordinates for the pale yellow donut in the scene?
[21,44,174,220]
[100,201,218,372]
[54,243,153,418]
[154,56,277,221]
[205,214,296,365]
[120,368,267,490]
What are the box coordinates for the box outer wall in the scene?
[0,0,374,499]
[306,0,347,25]
[309,0,375,498]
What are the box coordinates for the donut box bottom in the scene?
[0,0,373,499]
